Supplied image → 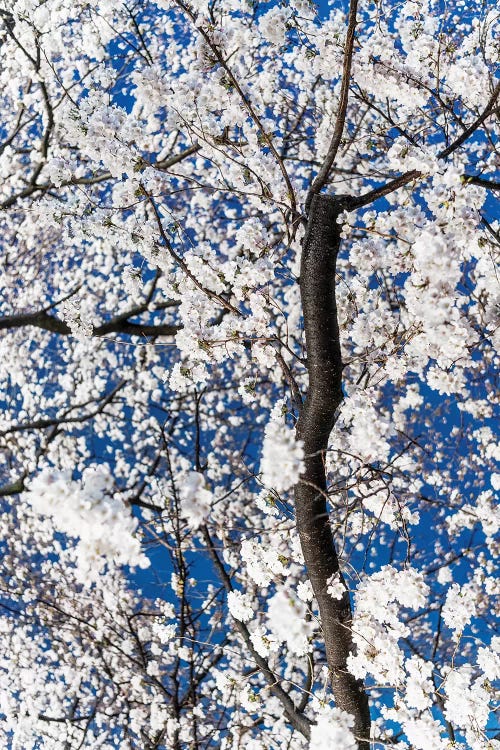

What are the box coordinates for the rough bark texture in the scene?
[295,194,370,748]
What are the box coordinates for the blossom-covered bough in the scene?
[0,0,498,748]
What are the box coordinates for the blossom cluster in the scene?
[24,467,149,582]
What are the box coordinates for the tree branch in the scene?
[348,169,421,210]
[346,81,500,211]
[142,186,242,316]
[173,0,298,220]
[438,81,500,159]
[305,0,358,211]
[0,380,126,438]
[462,174,500,191]
[201,525,313,740]
[0,309,179,338]
[295,194,370,748]
[0,144,201,210]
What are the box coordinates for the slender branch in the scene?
[0,382,126,497]
[343,82,500,211]
[348,169,422,210]
[142,186,242,316]
[305,0,358,211]
[0,380,126,438]
[0,310,71,335]
[0,479,25,497]
[438,81,500,159]
[173,0,298,220]
[0,144,201,210]
[154,142,201,171]
[94,319,178,337]
[274,347,303,411]
[481,214,500,244]
[201,525,313,740]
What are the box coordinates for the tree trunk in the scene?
[295,194,371,748]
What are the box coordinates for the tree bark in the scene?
[295,194,370,748]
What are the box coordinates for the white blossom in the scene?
[442,582,477,638]
[327,573,347,601]
[260,403,304,493]
[24,467,149,583]
[227,590,254,623]
[309,708,357,750]
[267,588,312,656]
[179,471,212,529]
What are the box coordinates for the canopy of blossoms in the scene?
[0,0,498,748]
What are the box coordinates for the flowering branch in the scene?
[0,307,179,338]
[201,525,313,740]
[305,0,359,212]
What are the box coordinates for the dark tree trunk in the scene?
[295,194,371,748]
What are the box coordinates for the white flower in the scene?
[347,566,429,684]
[403,714,447,750]
[45,156,71,187]
[309,708,357,750]
[249,626,273,658]
[260,403,304,493]
[447,491,499,541]
[240,538,287,587]
[259,6,292,46]
[59,297,94,338]
[267,588,312,656]
[404,656,433,710]
[180,471,212,529]
[297,580,314,602]
[123,265,143,299]
[477,638,500,682]
[24,467,149,583]
[227,591,253,623]
[442,583,477,638]
[327,573,347,601]
[443,665,491,743]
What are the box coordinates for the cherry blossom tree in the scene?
[0,0,498,748]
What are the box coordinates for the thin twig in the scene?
[142,185,242,316]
